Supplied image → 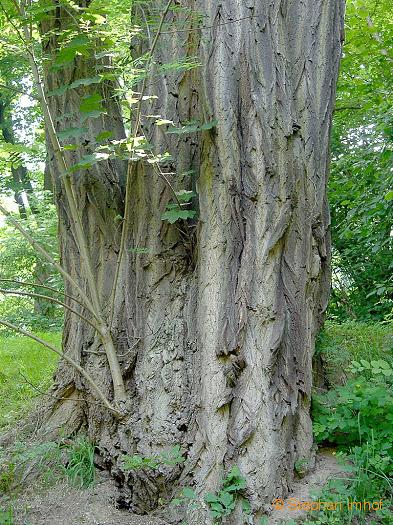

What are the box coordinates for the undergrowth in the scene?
[0,333,61,428]
[309,353,393,525]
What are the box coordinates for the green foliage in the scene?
[0,460,15,494]
[0,197,63,331]
[330,0,393,322]
[167,119,218,135]
[0,333,60,428]
[204,466,249,522]
[311,352,393,524]
[161,191,196,224]
[0,507,13,525]
[315,321,392,386]
[123,445,185,471]
[312,360,393,450]
[64,438,96,488]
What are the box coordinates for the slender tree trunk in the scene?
[38,0,344,522]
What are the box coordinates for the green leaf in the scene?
[182,487,196,500]
[242,499,251,514]
[58,127,88,141]
[161,209,196,224]
[79,93,105,119]
[175,190,195,203]
[167,119,218,135]
[68,152,109,173]
[205,493,220,504]
[384,190,393,201]
[54,35,90,67]
[48,76,103,97]
[95,130,114,142]
[220,491,234,509]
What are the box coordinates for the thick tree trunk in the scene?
[39,0,344,523]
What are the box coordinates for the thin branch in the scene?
[0,82,38,100]
[109,0,173,328]
[16,0,127,405]
[0,202,97,318]
[0,1,27,46]
[18,370,101,406]
[0,278,88,310]
[0,319,121,416]
[0,288,99,332]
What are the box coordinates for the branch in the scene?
[0,202,97,318]
[0,82,38,101]
[0,288,100,332]
[0,278,87,310]
[0,319,122,416]
[109,0,173,327]
[16,0,127,405]
[18,370,101,406]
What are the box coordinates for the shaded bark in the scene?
[38,0,345,523]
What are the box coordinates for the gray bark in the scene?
[39,1,345,523]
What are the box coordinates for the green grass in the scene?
[0,333,61,429]
[316,321,392,386]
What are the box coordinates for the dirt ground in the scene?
[268,450,347,524]
[12,476,169,525]
[4,450,345,525]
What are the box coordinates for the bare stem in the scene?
[0,288,100,332]
[0,202,96,316]
[0,319,121,416]
[109,0,173,328]
[0,278,88,310]
[16,0,127,405]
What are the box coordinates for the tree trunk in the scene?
[39,0,344,523]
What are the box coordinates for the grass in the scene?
[0,332,61,429]
[65,438,96,488]
[318,321,392,362]
[316,321,392,386]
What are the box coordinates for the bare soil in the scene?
[12,476,169,525]
[268,449,347,524]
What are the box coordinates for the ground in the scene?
[12,476,167,525]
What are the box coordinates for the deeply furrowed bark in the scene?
[36,0,344,523]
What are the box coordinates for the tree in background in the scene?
[0,0,344,522]
[0,53,60,328]
[329,0,393,321]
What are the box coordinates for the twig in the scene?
[18,370,100,406]
[0,319,121,416]
[0,82,38,100]
[0,202,98,319]
[0,288,99,332]
[109,0,174,329]
[0,278,87,310]
[118,338,141,358]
